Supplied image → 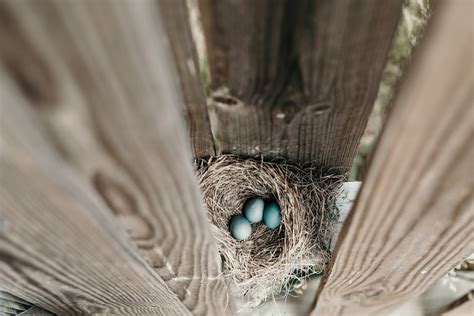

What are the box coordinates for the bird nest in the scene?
[196,155,343,306]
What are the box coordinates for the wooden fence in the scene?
[0,0,472,315]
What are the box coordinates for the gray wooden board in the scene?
[311,1,474,315]
[0,71,190,315]
[199,0,403,170]
[0,0,233,314]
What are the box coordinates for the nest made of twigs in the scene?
[196,155,343,306]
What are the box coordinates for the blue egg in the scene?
[243,197,265,223]
[229,216,252,240]
[263,202,282,229]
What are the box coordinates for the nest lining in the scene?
[196,155,343,306]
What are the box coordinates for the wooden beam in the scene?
[0,0,233,314]
[435,290,474,316]
[0,73,189,315]
[199,0,402,169]
[310,1,474,315]
[160,0,215,158]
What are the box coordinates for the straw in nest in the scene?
[196,155,343,307]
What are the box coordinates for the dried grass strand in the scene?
[196,155,343,306]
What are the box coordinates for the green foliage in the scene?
[199,57,211,95]
[349,0,431,180]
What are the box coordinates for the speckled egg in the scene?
[243,197,265,223]
[229,215,252,240]
[263,201,282,229]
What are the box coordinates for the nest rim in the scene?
[196,155,343,306]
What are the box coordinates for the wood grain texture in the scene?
[0,71,189,315]
[159,0,215,158]
[310,1,474,315]
[0,1,233,315]
[199,0,402,169]
[436,290,474,316]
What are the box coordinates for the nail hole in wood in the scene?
[212,95,239,106]
[306,103,331,115]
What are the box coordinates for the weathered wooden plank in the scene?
[199,0,402,169]
[0,0,233,315]
[0,72,189,315]
[310,1,474,315]
[436,290,474,316]
[160,0,215,158]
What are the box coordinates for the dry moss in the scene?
[196,155,343,306]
